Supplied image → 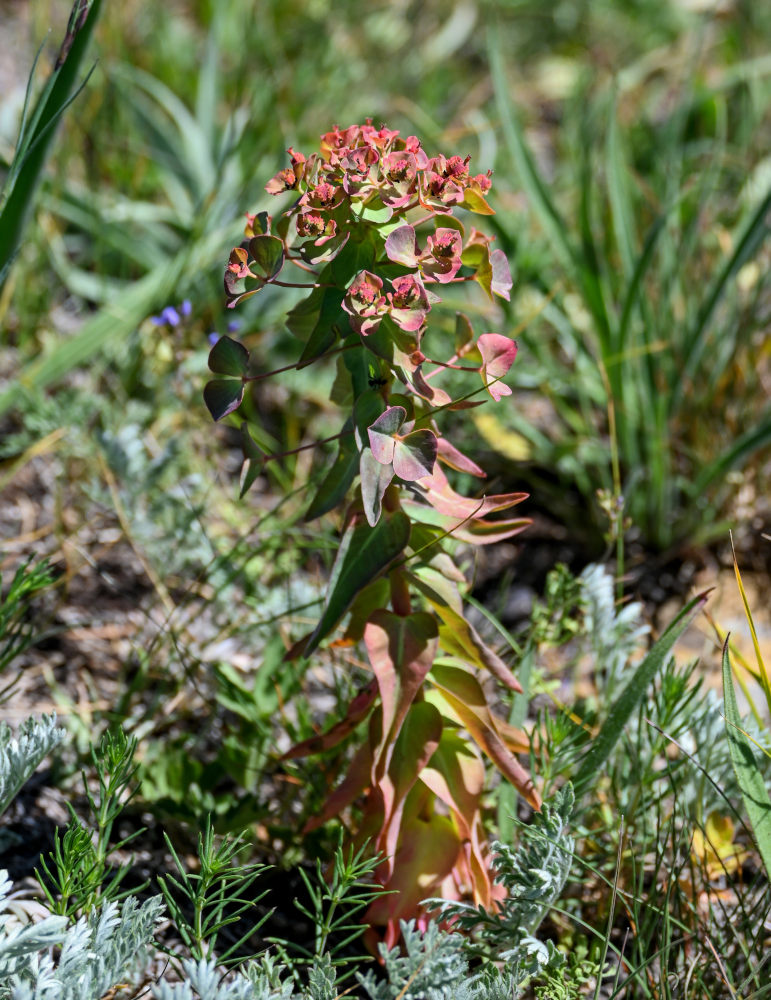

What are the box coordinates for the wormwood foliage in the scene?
[0,870,164,1000]
[0,716,65,818]
[426,784,574,974]
[204,121,538,941]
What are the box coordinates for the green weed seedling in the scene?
[36,727,145,917]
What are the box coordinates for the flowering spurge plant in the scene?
[205,121,539,945]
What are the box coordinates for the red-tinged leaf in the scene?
[208,335,250,377]
[415,463,527,519]
[303,742,372,832]
[430,662,541,810]
[360,447,395,526]
[364,610,439,778]
[338,577,390,643]
[462,188,495,215]
[436,436,486,477]
[421,732,493,907]
[450,513,531,544]
[239,422,264,497]
[376,702,444,880]
[408,367,452,406]
[490,249,513,300]
[304,510,411,656]
[409,566,522,692]
[249,234,284,279]
[281,678,378,760]
[393,429,438,481]
[365,797,460,933]
[421,732,484,841]
[203,379,244,422]
[385,224,420,266]
[478,333,517,400]
[402,496,531,545]
[368,406,407,464]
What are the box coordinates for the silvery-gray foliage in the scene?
[358,920,478,1000]
[579,564,649,698]
[425,784,574,975]
[0,715,65,816]
[0,869,163,1000]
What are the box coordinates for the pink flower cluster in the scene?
[262,120,511,338]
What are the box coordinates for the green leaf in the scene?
[296,287,345,367]
[249,234,284,279]
[238,422,264,497]
[208,336,250,377]
[573,590,709,796]
[304,426,358,521]
[203,379,244,422]
[722,640,771,877]
[304,511,411,656]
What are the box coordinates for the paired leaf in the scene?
[203,379,244,422]
[393,430,437,481]
[208,336,249,377]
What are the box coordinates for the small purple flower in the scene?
[151,305,181,326]
[227,319,241,333]
[208,332,220,346]
[181,299,192,317]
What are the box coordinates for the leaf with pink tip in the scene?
[474,246,512,302]
[303,742,372,832]
[436,437,486,477]
[385,224,420,266]
[409,567,522,693]
[393,429,438,481]
[203,379,244,422]
[477,334,517,400]
[363,610,439,778]
[490,249,513,299]
[367,406,406,464]
[415,463,526,519]
[430,663,541,810]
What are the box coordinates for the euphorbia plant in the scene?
[205,120,540,945]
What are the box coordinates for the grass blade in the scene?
[722,638,771,877]
[574,590,709,797]
[674,183,771,410]
[0,0,102,287]
[488,28,576,272]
